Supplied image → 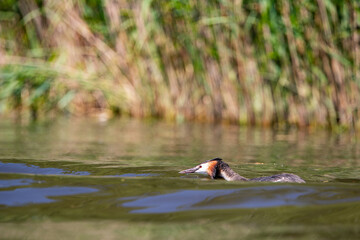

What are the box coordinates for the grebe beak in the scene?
[179,166,200,173]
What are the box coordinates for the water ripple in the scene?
[0,186,98,206]
[121,185,360,213]
[0,161,90,176]
[0,179,35,188]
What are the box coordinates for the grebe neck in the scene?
[218,162,248,181]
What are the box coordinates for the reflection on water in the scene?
[121,185,360,213]
[0,186,98,206]
[115,173,160,177]
[0,161,90,176]
[0,179,35,188]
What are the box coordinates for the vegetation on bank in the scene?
[0,0,359,128]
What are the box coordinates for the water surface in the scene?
[0,118,360,239]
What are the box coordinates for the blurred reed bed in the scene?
[0,0,359,128]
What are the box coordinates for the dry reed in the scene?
[0,0,359,128]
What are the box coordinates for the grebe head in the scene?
[179,157,222,179]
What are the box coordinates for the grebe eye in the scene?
[199,166,202,168]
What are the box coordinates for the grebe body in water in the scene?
[179,158,305,183]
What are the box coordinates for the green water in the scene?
[0,118,360,239]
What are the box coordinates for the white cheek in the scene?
[195,163,209,174]
[195,168,207,174]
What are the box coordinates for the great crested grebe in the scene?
[179,158,305,183]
